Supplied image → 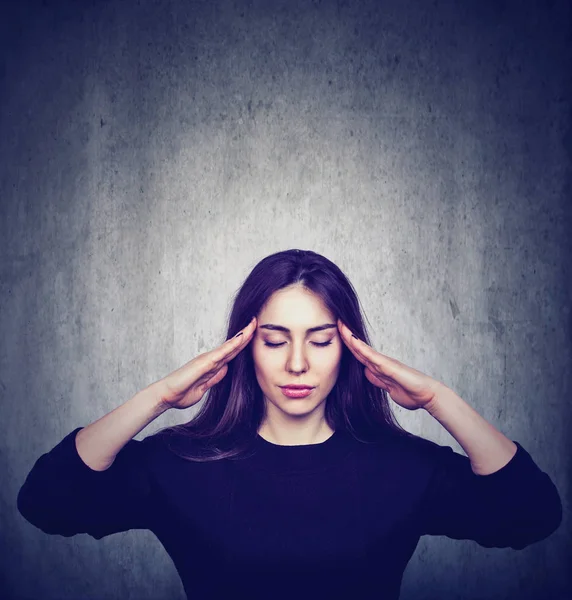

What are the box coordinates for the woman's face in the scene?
[251,284,343,422]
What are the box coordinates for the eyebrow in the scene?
[259,323,337,334]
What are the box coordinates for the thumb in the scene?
[203,363,229,391]
[364,366,388,391]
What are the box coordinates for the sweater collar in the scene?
[242,429,355,474]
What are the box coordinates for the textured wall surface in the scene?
[1,0,570,598]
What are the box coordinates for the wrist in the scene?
[423,384,455,418]
[142,381,172,415]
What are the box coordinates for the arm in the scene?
[75,383,169,471]
[416,386,562,548]
[18,319,257,539]
[423,385,517,475]
[17,384,171,539]
[335,323,562,549]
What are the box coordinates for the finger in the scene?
[222,337,251,364]
[226,317,257,354]
[183,363,229,402]
[227,317,260,362]
[337,320,376,366]
[364,368,386,390]
[338,320,394,375]
[202,363,229,391]
[338,320,365,364]
[210,318,257,365]
[338,319,391,366]
[365,367,392,390]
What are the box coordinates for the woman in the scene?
[17,249,562,600]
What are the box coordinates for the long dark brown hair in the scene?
[150,249,419,461]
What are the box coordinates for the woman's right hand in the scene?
[156,317,257,410]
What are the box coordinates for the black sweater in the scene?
[17,426,562,600]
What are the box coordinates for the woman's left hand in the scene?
[337,319,445,411]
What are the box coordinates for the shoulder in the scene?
[354,429,462,477]
[137,429,214,466]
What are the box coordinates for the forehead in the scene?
[258,285,333,321]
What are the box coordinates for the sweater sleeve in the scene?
[17,427,159,540]
[416,440,563,549]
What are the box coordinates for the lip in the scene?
[280,385,314,390]
[281,387,314,399]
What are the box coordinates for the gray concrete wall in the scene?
[1,0,570,598]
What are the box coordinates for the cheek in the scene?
[315,347,343,372]
[328,338,343,357]
[252,345,279,371]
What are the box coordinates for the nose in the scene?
[286,343,309,374]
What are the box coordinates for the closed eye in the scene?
[264,341,332,348]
